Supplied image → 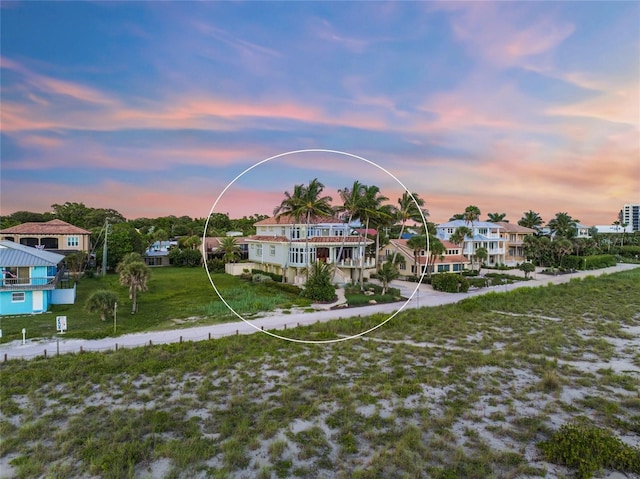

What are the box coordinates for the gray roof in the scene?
[0,240,65,267]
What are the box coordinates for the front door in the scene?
[32,290,44,312]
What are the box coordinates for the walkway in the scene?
[1,264,638,361]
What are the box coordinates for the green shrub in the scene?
[252,273,273,283]
[302,262,336,302]
[431,273,469,293]
[251,269,283,282]
[538,422,640,478]
[207,258,226,273]
[261,281,303,296]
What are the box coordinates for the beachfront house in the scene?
[244,215,375,284]
[0,240,76,316]
[379,238,470,278]
[436,220,507,267]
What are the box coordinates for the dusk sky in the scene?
[1,1,638,225]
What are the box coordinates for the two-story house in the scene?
[436,220,507,267]
[0,219,91,255]
[379,238,470,279]
[496,222,535,265]
[245,215,374,284]
[0,240,75,315]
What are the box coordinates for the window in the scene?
[400,263,406,270]
[256,244,263,256]
[12,292,25,302]
[438,264,448,272]
[270,245,276,256]
[453,264,461,272]
[67,236,79,247]
[478,228,488,235]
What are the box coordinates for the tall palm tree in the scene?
[407,234,427,277]
[487,212,506,222]
[547,212,579,239]
[463,205,481,227]
[450,226,473,268]
[118,260,150,314]
[378,261,400,295]
[358,185,389,290]
[334,181,366,275]
[425,235,445,280]
[85,289,118,322]
[273,183,306,280]
[518,210,544,233]
[274,179,334,274]
[391,192,426,265]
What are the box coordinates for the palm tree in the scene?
[449,213,464,221]
[391,192,426,265]
[463,205,481,229]
[273,183,306,281]
[118,260,150,313]
[334,180,366,276]
[547,212,579,239]
[450,226,473,268]
[518,210,544,233]
[377,261,400,295]
[425,235,445,280]
[85,289,118,322]
[475,246,488,273]
[554,238,574,267]
[274,179,334,275]
[487,212,506,222]
[220,236,240,263]
[358,185,389,290]
[406,234,427,277]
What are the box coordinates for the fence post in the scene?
[208,332,211,340]
[149,340,152,347]
[115,343,118,351]
[57,339,60,356]
[80,346,83,354]
[180,336,183,344]
[44,349,47,358]
[236,330,239,336]
[3,353,6,362]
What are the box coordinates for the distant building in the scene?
[0,219,91,255]
[621,204,640,232]
[594,224,634,234]
[143,240,178,266]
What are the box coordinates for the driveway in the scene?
[2,263,638,360]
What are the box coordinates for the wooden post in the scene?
[43,349,47,358]
[80,346,83,354]
[149,340,152,346]
[115,343,118,351]
[208,332,211,340]
[180,336,183,343]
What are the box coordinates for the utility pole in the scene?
[102,219,110,276]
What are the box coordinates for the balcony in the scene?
[0,268,65,290]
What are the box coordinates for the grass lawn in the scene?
[1,268,639,478]
[0,267,310,342]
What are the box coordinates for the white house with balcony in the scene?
[245,215,374,284]
[436,220,507,266]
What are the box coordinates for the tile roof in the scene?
[254,215,342,226]
[496,222,535,233]
[0,240,65,267]
[0,219,91,235]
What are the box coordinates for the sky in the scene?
[1,1,638,226]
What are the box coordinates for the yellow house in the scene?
[496,222,535,265]
[0,219,91,255]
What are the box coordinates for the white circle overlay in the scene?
[202,149,429,344]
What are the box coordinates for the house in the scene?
[495,222,536,265]
[0,219,91,255]
[436,220,507,267]
[244,215,374,284]
[379,238,470,278]
[203,236,250,261]
[0,240,76,316]
[143,240,178,266]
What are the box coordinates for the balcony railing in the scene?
[0,268,65,290]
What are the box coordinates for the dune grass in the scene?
[0,267,310,342]
[1,268,639,478]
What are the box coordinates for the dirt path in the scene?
[2,264,638,361]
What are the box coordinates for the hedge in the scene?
[251,269,283,283]
[561,255,617,270]
[431,273,469,293]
